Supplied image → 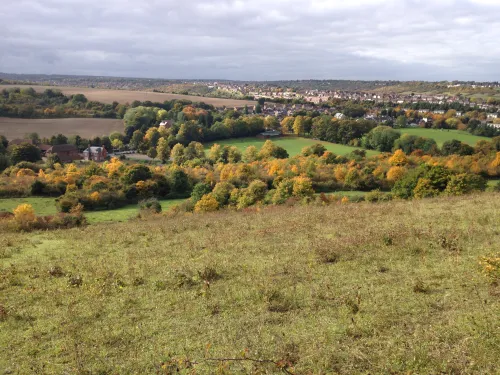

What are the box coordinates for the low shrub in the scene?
[139,198,162,214]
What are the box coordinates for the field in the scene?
[206,136,380,157]
[0,198,184,224]
[0,117,124,140]
[401,128,490,147]
[0,84,256,108]
[1,193,499,374]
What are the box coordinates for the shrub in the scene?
[365,189,392,203]
[191,183,212,204]
[9,143,42,164]
[194,194,219,213]
[13,204,36,226]
[139,198,162,214]
[444,174,487,196]
[122,165,152,184]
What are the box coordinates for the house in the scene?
[487,113,498,120]
[83,146,107,162]
[38,144,52,156]
[334,113,345,120]
[257,130,282,139]
[9,139,34,146]
[159,120,174,129]
[46,144,81,163]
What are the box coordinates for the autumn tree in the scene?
[156,138,171,163]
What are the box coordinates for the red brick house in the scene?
[46,144,81,163]
[83,146,107,162]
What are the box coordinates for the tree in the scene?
[444,174,486,196]
[293,116,305,135]
[25,132,41,145]
[258,140,289,159]
[194,194,219,212]
[171,143,185,165]
[395,116,407,128]
[122,165,152,184]
[170,168,191,196]
[255,104,262,114]
[302,144,326,157]
[0,154,10,172]
[243,145,259,162]
[280,117,295,134]
[156,138,170,163]
[389,150,408,166]
[441,139,474,156]
[363,126,401,152]
[129,130,144,150]
[9,143,42,164]
[191,183,212,204]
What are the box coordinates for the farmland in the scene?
[0,117,124,139]
[0,84,256,108]
[0,193,499,374]
[205,136,380,157]
[401,128,490,147]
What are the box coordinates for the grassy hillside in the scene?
[401,128,490,147]
[205,136,380,157]
[1,194,499,374]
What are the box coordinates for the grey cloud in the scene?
[0,0,499,80]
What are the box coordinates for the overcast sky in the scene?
[1,0,499,81]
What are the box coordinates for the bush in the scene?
[365,190,392,202]
[9,143,42,164]
[122,165,152,184]
[139,198,162,214]
[194,194,219,212]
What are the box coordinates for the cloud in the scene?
[0,0,499,80]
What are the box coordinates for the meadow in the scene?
[205,136,380,157]
[0,198,184,224]
[0,117,124,140]
[401,128,490,147]
[0,85,256,108]
[0,193,499,374]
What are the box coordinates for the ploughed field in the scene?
[0,117,124,139]
[1,193,499,374]
[0,84,256,108]
[205,136,380,157]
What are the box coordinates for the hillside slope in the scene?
[1,194,499,374]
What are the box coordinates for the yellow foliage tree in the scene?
[194,194,219,213]
[13,204,36,224]
[292,176,314,197]
[389,150,409,166]
[90,191,101,202]
[387,166,407,182]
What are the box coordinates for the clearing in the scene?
[0,84,256,108]
[0,117,124,139]
[205,136,380,157]
[0,193,498,374]
[401,128,490,147]
[0,197,184,224]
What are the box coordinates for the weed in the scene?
[68,275,83,287]
[413,279,431,294]
[48,265,65,277]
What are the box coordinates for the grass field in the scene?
[206,136,380,157]
[0,197,185,224]
[0,117,124,140]
[0,85,256,108]
[401,128,490,147]
[0,193,499,374]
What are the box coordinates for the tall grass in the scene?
[0,193,499,374]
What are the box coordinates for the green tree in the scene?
[395,115,407,128]
[9,143,42,164]
[171,143,186,165]
[122,165,152,184]
[363,126,401,152]
[156,138,171,163]
[191,183,212,204]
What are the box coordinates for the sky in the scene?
[1,0,499,81]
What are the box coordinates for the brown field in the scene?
[0,117,124,139]
[0,84,256,107]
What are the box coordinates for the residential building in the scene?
[83,146,108,162]
[46,144,81,163]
